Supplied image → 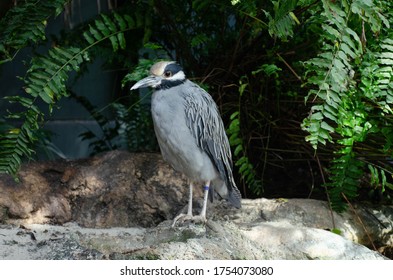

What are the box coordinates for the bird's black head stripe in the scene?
[158,79,185,89]
[164,63,183,75]
[156,63,186,90]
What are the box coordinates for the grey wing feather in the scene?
[184,82,241,208]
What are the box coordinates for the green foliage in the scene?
[368,164,393,193]
[263,0,300,40]
[0,0,69,64]
[228,110,262,195]
[0,5,141,176]
[26,47,88,108]
[0,106,40,178]
[1,0,393,213]
[83,13,138,52]
[73,94,157,155]
[122,58,156,87]
[227,76,264,195]
[331,228,343,235]
[302,0,393,210]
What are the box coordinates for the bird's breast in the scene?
[151,90,218,182]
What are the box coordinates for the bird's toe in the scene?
[191,215,207,224]
[171,213,194,228]
[171,213,207,228]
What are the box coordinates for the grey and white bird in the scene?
[131,61,241,226]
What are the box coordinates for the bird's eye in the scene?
[164,71,172,78]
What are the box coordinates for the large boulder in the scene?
[0,151,195,227]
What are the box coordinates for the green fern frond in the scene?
[263,0,299,40]
[302,0,364,149]
[367,164,393,193]
[25,47,87,108]
[0,12,141,176]
[0,0,69,64]
[351,0,389,32]
[84,13,137,51]
[228,110,262,195]
[327,151,365,212]
[0,46,85,176]
[301,0,391,211]
[361,37,393,115]
[122,58,156,86]
[227,77,262,195]
[0,107,41,179]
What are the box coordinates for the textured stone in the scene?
[0,151,197,227]
[0,221,385,260]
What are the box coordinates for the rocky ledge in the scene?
[0,151,392,259]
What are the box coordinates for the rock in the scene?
[0,221,385,260]
[0,150,391,259]
[241,222,383,260]
[0,151,198,227]
[227,198,393,248]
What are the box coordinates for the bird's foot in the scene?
[171,214,193,228]
[191,214,207,224]
[171,214,207,228]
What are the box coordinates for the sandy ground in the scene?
[0,223,146,259]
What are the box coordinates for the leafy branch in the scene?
[301,0,392,210]
[0,0,70,64]
[227,76,262,195]
[0,10,142,176]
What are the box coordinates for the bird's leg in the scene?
[186,181,193,216]
[171,181,210,227]
[171,182,194,227]
[200,181,210,218]
[191,180,210,224]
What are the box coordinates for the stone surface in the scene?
[0,220,385,260]
[226,198,393,248]
[0,151,197,227]
[0,150,391,259]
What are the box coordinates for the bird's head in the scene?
[130,61,186,90]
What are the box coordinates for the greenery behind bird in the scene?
[0,0,392,211]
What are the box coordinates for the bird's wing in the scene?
[184,82,241,208]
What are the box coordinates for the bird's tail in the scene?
[210,177,242,209]
[228,177,242,209]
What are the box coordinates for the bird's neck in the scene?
[156,79,186,90]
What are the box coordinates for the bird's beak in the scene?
[130,76,161,90]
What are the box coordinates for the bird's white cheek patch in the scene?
[168,71,185,81]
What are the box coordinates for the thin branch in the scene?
[342,193,377,251]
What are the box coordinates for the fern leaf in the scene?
[1,46,85,175]
[327,151,365,212]
[25,47,85,106]
[301,0,393,210]
[0,107,41,178]
[0,0,69,64]
[302,1,364,150]
[361,38,393,114]
[351,0,389,32]
[83,13,140,51]
[1,12,141,176]
[227,103,261,195]
[264,0,299,40]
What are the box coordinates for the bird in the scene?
[130,61,241,226]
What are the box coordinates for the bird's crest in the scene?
[150,61,177,76]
